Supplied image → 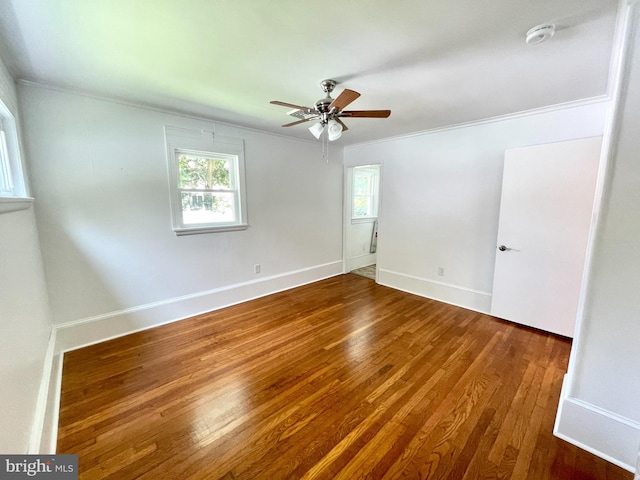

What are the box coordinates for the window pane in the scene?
[0,130,13,194]
[353,174,370,196]
[353,196,371,217]
[178,154,231,189]
[181,191,235,225]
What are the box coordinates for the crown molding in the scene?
[344,95,610,149]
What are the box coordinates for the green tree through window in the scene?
[179,155,230,190]
[352,166,379,218]
[166,127,247,235]
[178,154,233,215]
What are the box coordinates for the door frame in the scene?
[343,163,383,278]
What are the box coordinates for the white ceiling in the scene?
[0,0,619,146]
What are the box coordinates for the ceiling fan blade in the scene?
[282,118,314,127]
[270,100,317,113]
[329,89,360,111]
[336,118,349,132]
[340,110,391,118]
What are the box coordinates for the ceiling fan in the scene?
[270,79,391,141]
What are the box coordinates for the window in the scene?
[0,98,31,214]
[0,126,12,195]
[352,165,380,220]
[165,127,247,235]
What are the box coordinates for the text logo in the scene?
[0,455,77,479]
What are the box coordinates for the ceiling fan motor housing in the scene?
[315,98,333,114]
[316,79,338,118]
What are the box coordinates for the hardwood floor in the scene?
[351,264,376,280]
[57,274,632,479]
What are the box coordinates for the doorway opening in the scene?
[345,164,381,280]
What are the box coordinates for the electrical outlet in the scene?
[254,264,261,274]
[438,267,445,277]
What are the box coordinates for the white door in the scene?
[490,137,601,337]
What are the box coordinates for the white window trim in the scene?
[351,166,380,221]
[0,196,33,214]
[0,99,32,214]
[165,126,248,235]
[351,216,378,225]
[0,129,13,194]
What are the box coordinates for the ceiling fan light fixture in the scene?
[308,122,324,139]
[327,119,343,141]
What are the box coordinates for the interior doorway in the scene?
[345,164,381,280]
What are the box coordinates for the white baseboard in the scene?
[54,261,343,354]
[377,268,492,314]
[554,376,639,473]
[347,253,376,272]
[37,354,63,454]
[28,328,57,454]
[35,261,342,453]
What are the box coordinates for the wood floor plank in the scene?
[57,274,633,479]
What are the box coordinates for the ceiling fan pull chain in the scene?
[325,133,329,163]
[321,130,328,161]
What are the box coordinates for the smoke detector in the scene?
[526,24,555,45]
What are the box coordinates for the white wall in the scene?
[555,1,640,472]
[0,57,52,452]
[344,101,608,312]
[18,83,344,350]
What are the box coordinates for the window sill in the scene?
[173,224,248,236]
[0,196,34,214]
[351,217,378,225]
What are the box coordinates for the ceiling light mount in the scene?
[526,24,555,45]
[320,79,337,95]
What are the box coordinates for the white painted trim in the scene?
[17,79,611,151]
[555,376,639,473]
[607,0,636,99]
[16,79,322,147]
[27,327,56,454]
[555,5,640,473]
[344,96,610,149]
[0,96,28,197]
[343,163,383,275]
[377,268,492,314]
[563,0,636,395]
[174,224,248,235]
[165,128,249,234]
[38,354,63,455]
[54,260,343,353]
[350,217,377,225]
[0,196,33,214]
[347,253,376,272]
[34,261,342,453]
